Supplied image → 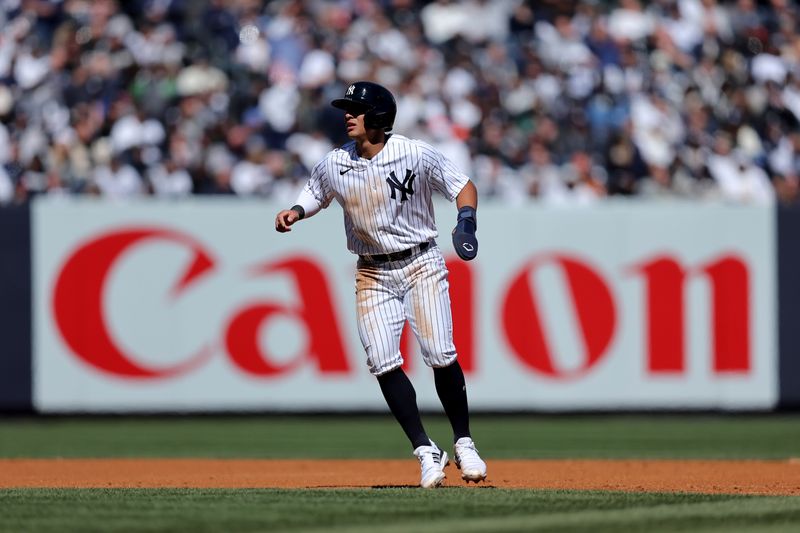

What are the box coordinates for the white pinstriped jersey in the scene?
[302,134,469,255]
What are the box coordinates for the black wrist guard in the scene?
[452,206,478,261]
[290,204,305,220]
[456,206,476,233]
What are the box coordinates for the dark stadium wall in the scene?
[778,205,800,409]
[0,205,32,411]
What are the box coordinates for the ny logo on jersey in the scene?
[386,169,415,202]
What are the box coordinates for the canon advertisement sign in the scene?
[32,199,777,412]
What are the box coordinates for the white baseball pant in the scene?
[355,244,458,376]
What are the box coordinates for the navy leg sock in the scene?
[433,360,471,442]
[377,367,430,449]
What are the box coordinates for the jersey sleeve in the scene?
[304,158,335,208]
[421,142,470,202]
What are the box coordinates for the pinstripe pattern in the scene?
[355,245,456,375]
[304,133,467,375]
[304,134,468,255]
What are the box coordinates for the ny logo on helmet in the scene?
[346,84,355,96]
[386,169,415,202]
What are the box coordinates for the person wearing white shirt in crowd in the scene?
[709,149,775,205]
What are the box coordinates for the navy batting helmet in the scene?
[331,81,397,131]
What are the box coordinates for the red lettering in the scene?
[52,228,216,378]
[631,257,685,372]
[502,254,616,378]
[400,324,412,371]
[224,257,351,376]
[630,254,751,374]
[446,258,475,372]
[703,257,750,372]
[55,224,754,386]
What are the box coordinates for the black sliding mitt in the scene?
[452,206,478,261]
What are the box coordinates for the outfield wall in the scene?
[0,205,32,411]
[2,198,798,412]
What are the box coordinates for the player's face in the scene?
[343,107,367,139]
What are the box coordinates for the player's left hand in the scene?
[452,206,478,261]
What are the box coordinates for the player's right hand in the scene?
[275,209,300,232]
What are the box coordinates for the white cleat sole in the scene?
[461,471,487,483]
[421,471,446,488]
[455,456,486,483]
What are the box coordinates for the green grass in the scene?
[2,488,799,533]
[2,415,799,532]
[0,415,798,459]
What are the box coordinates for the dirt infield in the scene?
[2,459,799,495]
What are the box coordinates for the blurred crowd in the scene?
[1,0,799,206]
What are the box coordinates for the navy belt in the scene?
[359,241,431,263]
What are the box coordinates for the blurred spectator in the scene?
[0,166,13,205]
[560,151,607,205]
[520,141,569,203]
[92,156,145,199]
[607,0,654,44]
[605,128,647,195]
[708,135,774,204]
[0,0,798,205]
[147,158,193,198]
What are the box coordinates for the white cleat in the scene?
[413,440,449,488]
[454,437,487,483]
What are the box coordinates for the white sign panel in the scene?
[32,198,777,412]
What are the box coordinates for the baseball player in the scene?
[275,81,486,488]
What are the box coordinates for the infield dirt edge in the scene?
[2,459,799,495]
